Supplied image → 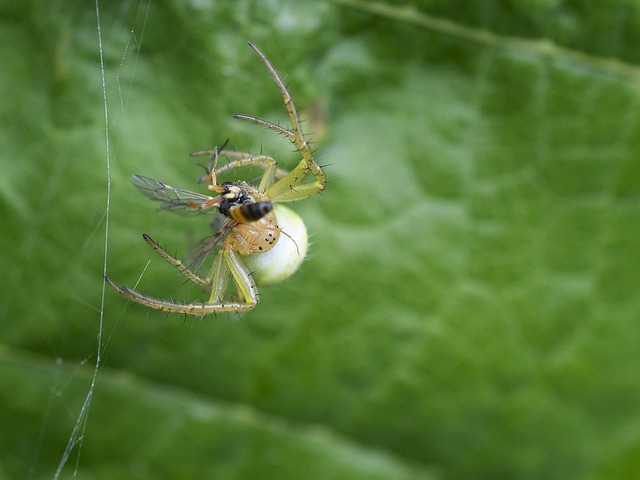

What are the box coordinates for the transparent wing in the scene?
[186,218,236,274]
[131,175,222,216]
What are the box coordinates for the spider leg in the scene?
[141,234,208,286]
[105,276,256,314]
[207,247,229,304]
[104,244,259,315]
[232,42,326,202]
[263,156,326,202]
[230,117,325,201]
[220,248,258,307]
[190,150,290,193]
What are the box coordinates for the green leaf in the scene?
[1,0,640,479]
[0,347,425,479]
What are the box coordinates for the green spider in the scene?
[106,42,326,315]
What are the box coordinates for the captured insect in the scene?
[105,42,326,315]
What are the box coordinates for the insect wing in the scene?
[131,175,221,216]
[187,218,236,273]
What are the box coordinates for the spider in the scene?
[105,42,326,315]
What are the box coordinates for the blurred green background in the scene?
[1,0,640,479]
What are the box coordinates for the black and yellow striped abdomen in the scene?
[228,201,273,223]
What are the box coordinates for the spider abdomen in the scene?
[242,205,308,285]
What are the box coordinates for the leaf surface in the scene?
[1,1,639,479]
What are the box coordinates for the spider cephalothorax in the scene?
[106,42,324,315]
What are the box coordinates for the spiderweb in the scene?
[52,1,151,476]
